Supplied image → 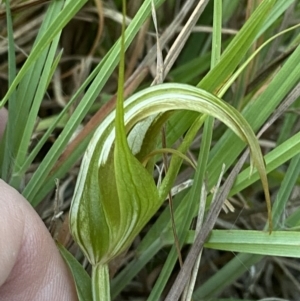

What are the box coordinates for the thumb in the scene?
[0,179,78,301]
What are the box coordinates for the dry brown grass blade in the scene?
[125,18,149,79]
[125,0,148,79]
[153,0,210,84]
[88,0,104,56]
[151,0,163,84]
[126,0,198,86]
[0,0,50,19]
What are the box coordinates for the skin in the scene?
[0,108,78,300]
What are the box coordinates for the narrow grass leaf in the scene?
[1,0,17,180]
[57,243,92,301]
[204,230,300,258]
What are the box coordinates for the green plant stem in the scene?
[92,264,110,301]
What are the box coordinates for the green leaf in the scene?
[2,0,17,180]
[162,229,300,258]
[57,243,92,301]
[205,230,300,258]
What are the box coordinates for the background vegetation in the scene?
[1,0,300,300]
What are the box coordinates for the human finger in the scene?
[0,180,78,301]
